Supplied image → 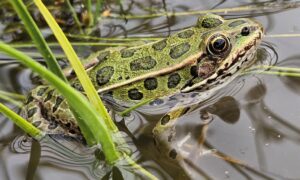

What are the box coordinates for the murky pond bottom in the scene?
[1,0,300,179]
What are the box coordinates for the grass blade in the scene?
[0,102,44,140]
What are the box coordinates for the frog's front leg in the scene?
[152,106,193,161]
[153,105,213,161]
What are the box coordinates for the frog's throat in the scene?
[97,52,204,93]
[181,31,262,93]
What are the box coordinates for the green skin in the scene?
[23,14,263,154]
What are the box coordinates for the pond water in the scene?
[1,0,300,179]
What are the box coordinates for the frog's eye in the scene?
[207,34,230,56]
[241,26,250,36]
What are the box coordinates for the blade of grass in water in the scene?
[9,0,67,82]
[0,90,25,100]
[0,42,119,163]
[256,71,300,77]
[0,94,23,107]
[248,65,300,73]
[0,90,25,107]
[0,102,44,140]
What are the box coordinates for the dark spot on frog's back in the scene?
[177,29,194,38]
[37,87,49,96]
[130,56,157,71]
[128,88,143,100]
[181,107,191,115]
[169,149,177,159]
[160,114,170,125]
[96,66,114,86]
[152,39,167,51]
[48,121,58,130]
[97,51,110,62]
[228,20,246,27]
[32,121,41,127]
[201,18,223,28]
[27,107,37,118]
[44,89,55,102]
[169,42,190,59]
[144,77,158,90]
[168,73,181,88]
[72,82,84,91]
[65,123,71,128]
[120,48,136,58]
[52,96,64,113]
[25,93,34,104]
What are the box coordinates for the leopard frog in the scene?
[23,14,263,142]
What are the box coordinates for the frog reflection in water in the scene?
[22,14,263,160]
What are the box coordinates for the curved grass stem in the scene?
[0,103,44,140]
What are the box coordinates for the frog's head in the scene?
[182,14,263,92]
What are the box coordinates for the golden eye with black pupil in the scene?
[241,26,250,36]
[207,34,230,56]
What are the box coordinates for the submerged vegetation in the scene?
[0,0,300,179]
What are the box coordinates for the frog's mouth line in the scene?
[181,31,263,93]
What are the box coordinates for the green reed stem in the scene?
[95,0,103,23]
[86,0,94,27]
[0,90,25,100]
[0,94,23,107]
[65,0,84,34]
[0,90,25,107]
[0,102,44,140]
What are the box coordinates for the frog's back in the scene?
[73,26,207,103]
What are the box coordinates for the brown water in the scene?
[1,0,300,179]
